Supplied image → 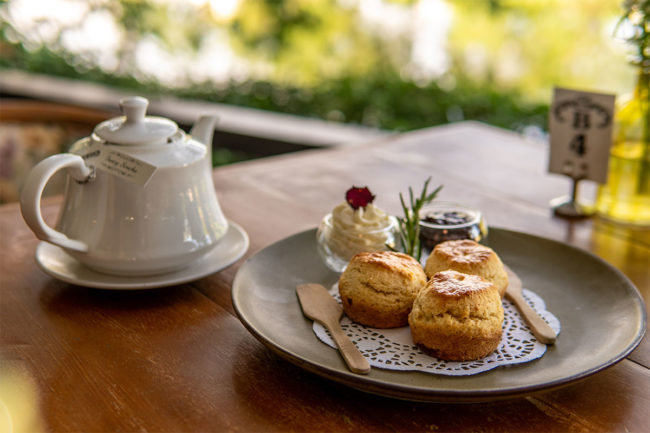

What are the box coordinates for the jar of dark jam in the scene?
[419,202,487,253]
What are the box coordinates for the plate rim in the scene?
[35,220,249,290]
[231,226,647,402]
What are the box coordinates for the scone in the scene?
[408,270,504,361]
[338,251,427,328]
[424,239,508,297]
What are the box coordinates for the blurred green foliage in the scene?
[180,70,548,132]
[1,39,546,132]
[0,0,633,139]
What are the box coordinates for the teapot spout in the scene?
[190,115,219,164]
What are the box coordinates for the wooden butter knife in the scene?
[504,265,557,344]
[296,283,371,374]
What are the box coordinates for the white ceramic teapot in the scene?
[20,96,229,276]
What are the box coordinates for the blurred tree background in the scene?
[0,0,636,135]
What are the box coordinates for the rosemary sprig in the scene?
[393,177,443,262]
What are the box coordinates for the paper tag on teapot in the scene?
[79,143,157,187]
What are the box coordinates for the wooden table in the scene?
[1,121,648,432]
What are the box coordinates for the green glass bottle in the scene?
[595,69,650,225]
[595,0,650,226]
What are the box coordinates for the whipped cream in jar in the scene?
[317,201,398,272]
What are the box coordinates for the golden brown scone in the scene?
[424,239,509,297]
[409,270,504,361]
[339,251,428,328]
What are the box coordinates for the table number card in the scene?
[548,87,615,183]
[548,87,615,218]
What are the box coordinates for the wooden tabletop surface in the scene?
[1,121,648,432]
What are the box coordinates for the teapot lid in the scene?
[94,96,178,146]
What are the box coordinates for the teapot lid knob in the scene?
[94,96,178,146]
[121,96,148,124]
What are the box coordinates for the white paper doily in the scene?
[313,286,561,376]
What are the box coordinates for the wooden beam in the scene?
[0,69,391,155]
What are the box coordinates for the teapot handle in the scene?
[20,154,93,253]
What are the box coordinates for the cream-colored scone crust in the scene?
[424,239,509,297]
[408,270,504,361]
[339,251,428,328]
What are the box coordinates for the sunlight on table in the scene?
[0,362,45,433]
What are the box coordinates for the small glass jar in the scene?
[418,202,487,253]
[316,213,398,272]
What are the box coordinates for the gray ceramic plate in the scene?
[232,227,646,402]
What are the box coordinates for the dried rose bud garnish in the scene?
[345,186,375,210]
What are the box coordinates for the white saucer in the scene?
[35,221,249,290]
